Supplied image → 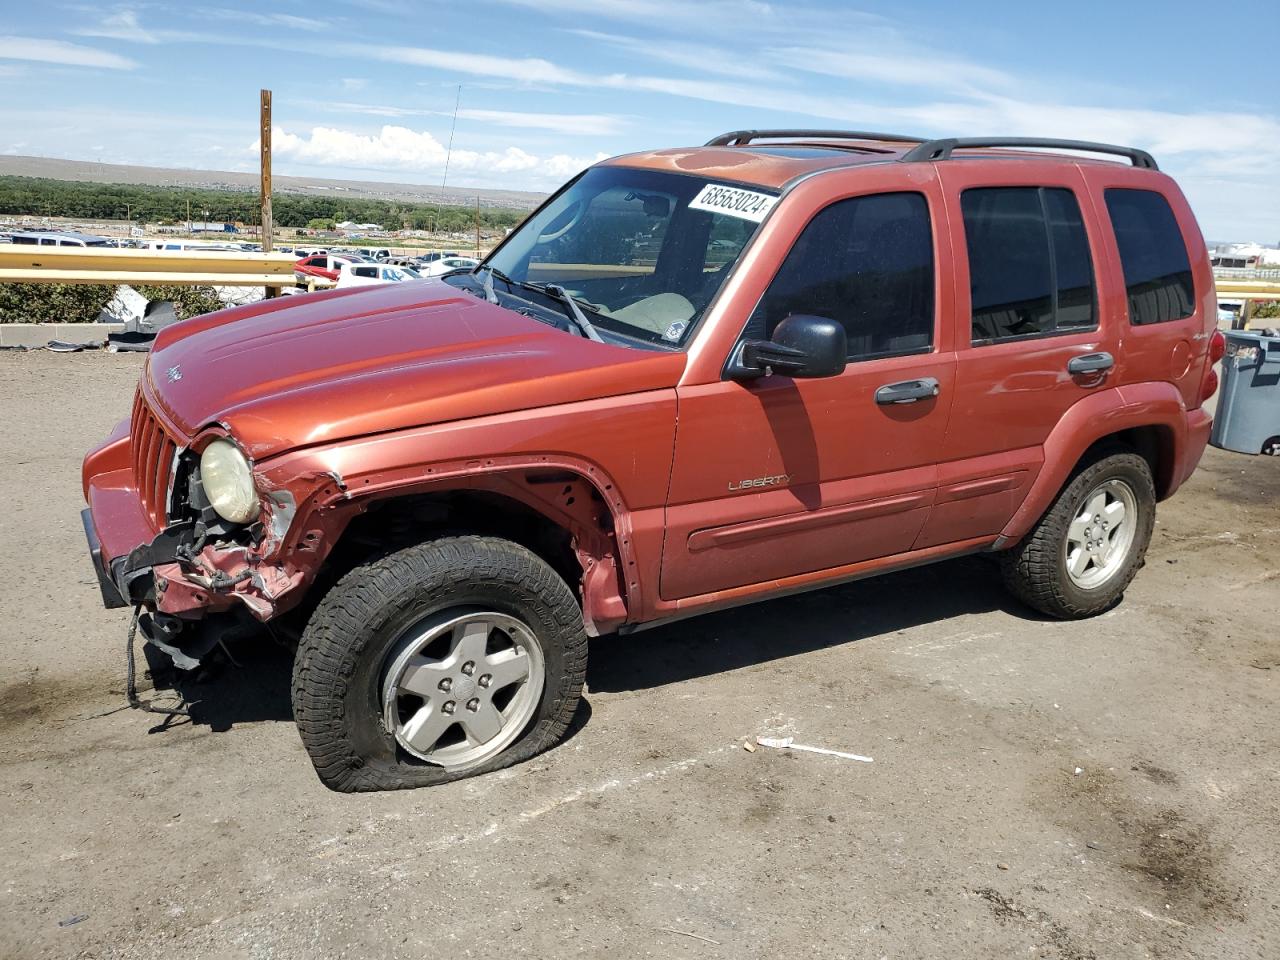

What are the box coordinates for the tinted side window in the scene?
[1046,189,1096,331]
[753,192,934,361]
[1104,188,1194,325]
[962,187,1096,343]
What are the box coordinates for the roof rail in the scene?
[900,137,1158,170]
[706,129,923,147]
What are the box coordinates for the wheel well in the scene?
[333,489,585,592]
[1081,425,1176,498]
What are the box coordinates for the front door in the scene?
[661,188,956,601]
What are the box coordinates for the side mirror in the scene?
[739,314,847,379]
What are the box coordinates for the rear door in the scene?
[661,172,957,600]
[916,162,1119,548]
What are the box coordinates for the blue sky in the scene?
[0,0,1276,238]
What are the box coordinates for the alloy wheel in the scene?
[381,610,544,769]
[1064,478,1139,590]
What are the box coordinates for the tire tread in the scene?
[999,450,1155,620]
[291,535,587,793]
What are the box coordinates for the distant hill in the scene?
[0,155,546,211]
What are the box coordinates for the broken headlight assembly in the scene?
[199,438,261,524]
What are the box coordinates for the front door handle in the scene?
[875,377,941,405]
[1067,352,1114,375]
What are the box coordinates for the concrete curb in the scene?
[0,323,125,347]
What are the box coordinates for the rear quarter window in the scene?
[1104,188,1195,325]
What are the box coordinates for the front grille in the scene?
[129,391,178,529]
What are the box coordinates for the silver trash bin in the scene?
[1210,330,1280,455]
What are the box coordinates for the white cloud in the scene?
[291,99,627,135]
[766,46,1014,97]
[338,44,589,86]
[0,35,137,69]
[567,29,784,81]
[457,108,627,136]
[202,8,330,32]
[72,10,161,44]
[496,0,776,23]
[340,77,368,92]
[265,124,606,181]
[297,100,426,119]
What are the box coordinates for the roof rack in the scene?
[900,137,1158,170]
[706,129,924,147]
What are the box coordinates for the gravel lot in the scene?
[1,351,1277,960]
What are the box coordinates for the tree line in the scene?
[0,176,529,232]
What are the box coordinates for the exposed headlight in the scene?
[200,438,260,524]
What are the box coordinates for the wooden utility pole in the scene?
[475,195,481,257]
[259,89,276,295]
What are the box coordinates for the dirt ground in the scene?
[1,350,1277,960]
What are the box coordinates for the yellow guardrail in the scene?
[0,245,300,287]
[1215,280,1280,302]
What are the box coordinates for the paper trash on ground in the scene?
[755,736,873,763]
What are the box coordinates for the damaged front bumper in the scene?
[82,496,303,623]
[82,508,127,608]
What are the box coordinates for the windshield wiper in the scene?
[536,283,605,342]
[472,268,604,342]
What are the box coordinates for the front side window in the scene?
[481,166,772,346]
[749,191,935,361]
[962,186,1097,343]
[1104,188,1194,325]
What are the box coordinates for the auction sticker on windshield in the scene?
[688,184,777,223]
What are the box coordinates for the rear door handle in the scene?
[875,377,941,405]
[1067,352,1114,375]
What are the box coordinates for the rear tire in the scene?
[292,535,587,793]
[999,451,1156,619]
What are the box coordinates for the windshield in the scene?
[479,166,775,346]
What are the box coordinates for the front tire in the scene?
[292,536,587,792]
[1000,451,1156,619]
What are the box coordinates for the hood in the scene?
[145,280,686,459]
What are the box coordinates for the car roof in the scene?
[12,230,110,242]
[602,136,1160,192]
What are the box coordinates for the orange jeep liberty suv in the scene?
[82,130,1222,791]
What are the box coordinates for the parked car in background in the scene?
[335,262,424,287]
[420,255,479,276]
[415,251,461,268]
[83,129,1220,793]
[10,231,113,247]
[145,240,241,252]
[355,247,392,261]
[295,252,360,283]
